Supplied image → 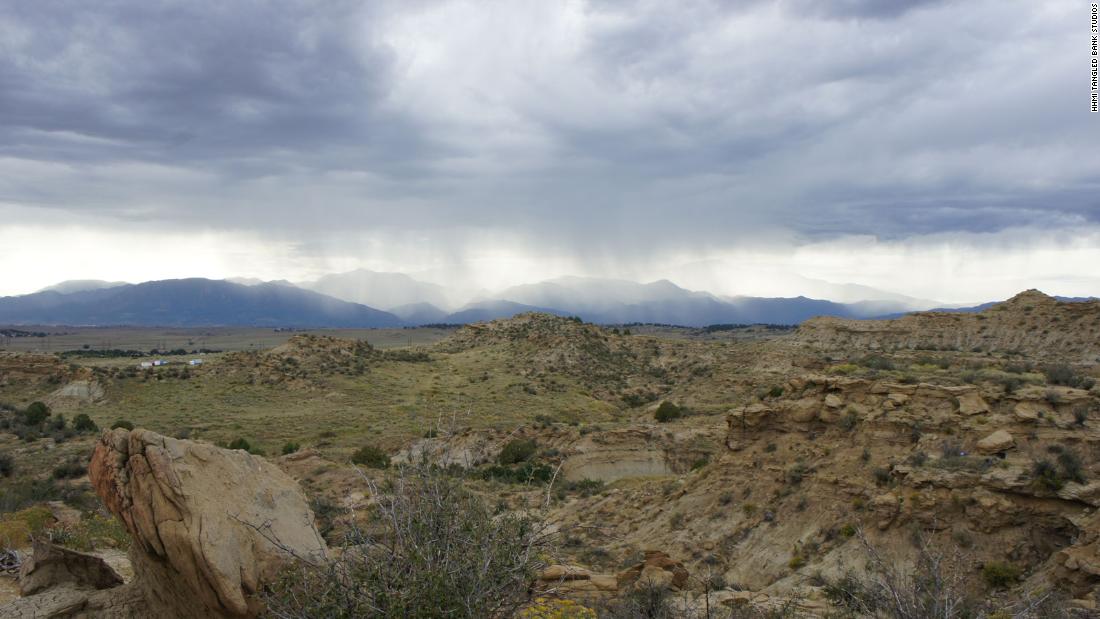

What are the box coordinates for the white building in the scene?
[188,359,204,366]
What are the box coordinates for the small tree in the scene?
[111,419,135,431]
[264,466,551,618]
[498,438,537,465]
[282,441,301,455]
[22,401,50,425]
[73,414,98,433]
[654,401,682,423]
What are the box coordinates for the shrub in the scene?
[981,561,1020,589]
[1032,459,1064,491]
[72,414,98,433]
[1057,449,1086,484]
[282,441,301,455]
[351,445,390,469]
[0,452,12,477]
[52,461,86,479]
[840,410,859,431]
[823,530,977,617]
[264,466,549,618]
[227,437,252,452]
[0,478,90,513]
[483,462,552,484]
[110,419,135,431]
[1072,404,1091,426]
[1042,364,1095,389]
[48,513,130,552]
[597,583,677,619]
[787,463,807,485]
[859,355,895,371]
[498,438,537,465]
[22,401,51,425]
[654,401,682,423]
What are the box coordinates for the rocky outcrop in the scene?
[18,541,123,596]
[617,551,690,590]
[77,429,327,618]
[795,290,1100,362]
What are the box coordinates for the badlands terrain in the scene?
[0,289,1098,616]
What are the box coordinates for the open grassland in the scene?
[0,325,456,354]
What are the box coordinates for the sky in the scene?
[1,0,1097,303]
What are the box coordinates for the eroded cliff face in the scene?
[398,366,1100,610]
[796,290,1100,363]
[2,429,328,618]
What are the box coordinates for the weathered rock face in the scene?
[18,541,123,596]
[88,429,328,618]
[617,551,690,591]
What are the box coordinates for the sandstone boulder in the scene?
[975,430,1015,455]
[88,429,328,618]
[729,403,775,429]
[617,551,689,590]
[1014,401,1049,423]
[956,391,989,416]
[18,541,123,596]
[540,564,593,582]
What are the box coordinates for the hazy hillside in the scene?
[0,278,403,327]
[37,279,128,294]
[493,277,913,326]
[299,269,451,310]
[388,301,449,325]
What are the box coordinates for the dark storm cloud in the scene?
[0,0,1095,254]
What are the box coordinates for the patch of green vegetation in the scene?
[351,445,390,469]
[654,401,682,423]
[981,561,1020,589]
[498,439,537,465]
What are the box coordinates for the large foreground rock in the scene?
[51,428,326,618]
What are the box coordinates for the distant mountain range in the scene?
[0,279,402,327]
[0,272,1053,328]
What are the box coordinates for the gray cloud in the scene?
[0,0,1096,266]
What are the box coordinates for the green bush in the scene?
[52,461,86,480]
[482,462,553,484]
[23,401,50,425]
[227,437,252,452]
[1042,364,1096,389]
[72,414,98,433]
[282,441,301,455]
[351,445,390,469]
[1032,458,1064,491]
[0,452,13,477]
[981,561,1020,589]
[110,419,135,431]
[654,401,682,423]
[498,438,537,465]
